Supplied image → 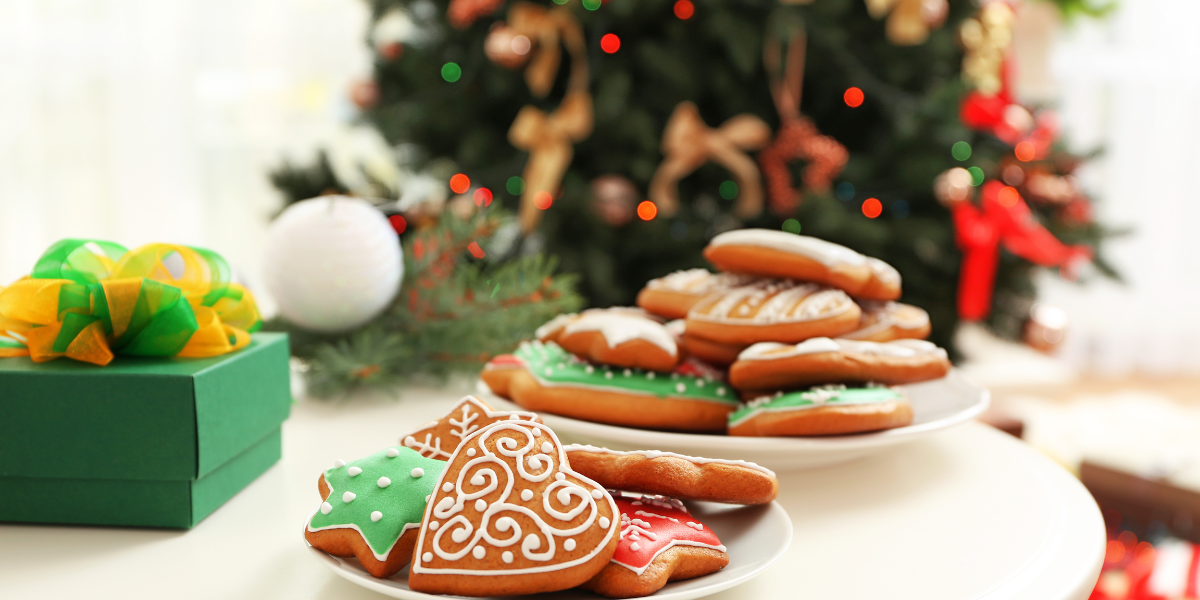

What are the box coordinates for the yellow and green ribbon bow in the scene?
[0,239,262,366]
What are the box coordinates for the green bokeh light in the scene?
[951,141,972,161]
[967,166,985,186]
[441,62,462,83]
[506,176,525,195]
[582,0,601,9]
[782,218,801,234]
[719,180,739,200]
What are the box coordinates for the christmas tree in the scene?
[272,0,1118,363]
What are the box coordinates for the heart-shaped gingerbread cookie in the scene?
[402,395,540,460]
[408,420,620,596]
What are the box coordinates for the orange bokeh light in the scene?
[473,187,493,206]
[844,87,864,108]
[467,241,486,259]
[637,200,658,220]
[674,0,694,19]
[601,33,621,54]
[1014,141,1036,162]
[533,191,553,210]
[998,186,1020,207]
[450,173,471,194]
[1105,540,1125,564]
[862,197,882,218]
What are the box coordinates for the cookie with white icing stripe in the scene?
[402,395,541,460]
[729,337,950,393]
[843,301,932,342]
[535,307,662,345]
[564,445,777,505]
[305,447,447,578]
[636,269,758,320]
[549,308,681,372]
[728,386,913,436]
[480,354,526,399]
[703,229,901,301]
[685,279,861,345]
[407,419,619,596]
[581,494,728,598]
[507,341,739,433]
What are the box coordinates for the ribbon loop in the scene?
[0,240,261,366]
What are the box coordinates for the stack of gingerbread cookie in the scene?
[482,229,952,437]
[305,396,778,598]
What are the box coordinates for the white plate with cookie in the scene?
[479,369,988,472]
[308,499,792,600]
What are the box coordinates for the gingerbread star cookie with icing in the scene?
[703,229,902,301]
[843,300,932,342]
[535,308,681,373]
[407,419,620,596]
[402,395,540,461]
[728,385,913,436]
[507,341,739,433]
[636,269,758,320]
[565,445,778,505]
[729,337,950,393]
[305,446,447,578]
[685,279,861,346]
[582,494,729,598]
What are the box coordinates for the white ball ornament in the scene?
[264,196,403,333]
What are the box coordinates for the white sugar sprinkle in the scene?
[342,491,356,503]
[386,448,400,458]
[347,466,362,477]
[371,511,383,522]
[411,468,424,478]
[320,502,332,515]
[378,477,392,488]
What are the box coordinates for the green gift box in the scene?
[0,332,291,528]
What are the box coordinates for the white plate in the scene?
[479,369,989,472]
[308,500,792,600]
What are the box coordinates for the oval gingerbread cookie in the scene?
[564,445,777,505]
[703,229,901,301]
[729,337,950,393]
[685,279,861,346]
[636,269,757,320]
[408,419,619,596]
[305,446,447,578]
[507,341,739,433]
[581,494,729,598]
[548,308,681,373]
[728,386,913,436]
[843,300,932,342]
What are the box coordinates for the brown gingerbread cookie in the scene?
[535,307,661,345]
[703,229,901,301]
[581,494,729,598]
[679,332,747,367]
[480,354,526,399]
[304,446,447,578]
[564,445,778,505]
[401,395,540,461]
[636,269,758,320]
[728,337,950,393]
[843,301,932,342]
[551,308,681,372]
[727,386,914,436]
[685,279,861,346]
[407,419,620,596]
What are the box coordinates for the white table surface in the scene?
[0,384,1105,600]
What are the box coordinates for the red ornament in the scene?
[759,117,848,215]
[447,0,505,29]
[952,181,1092,321]
[350,80,380,109]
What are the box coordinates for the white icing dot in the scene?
[502,551,514,564]
[521,489,534,501]
[430,521,440,530]
[695,379,705,387]
[565,539,577,551]
[386,448,400,457]
[371,511,382,522]
[631,542,641,551]
[533,427,542,436]
[555,473,565,481]
[606,371,614,379]
[342,491,356,503]
[334,459,346,467]
[378,477,392,488]
[475,499,487,512]
[541,442,553,453]
[423,552,433,563]
[599,517,611,529]
[717,387,726,396]
[347,466,362,476]
[466,448,477,456]
[675,382,686,393]
[585,365,594,374]
[320,502,332,515]
[473,546,486,559]
[411,468,424,478]
[452,527,470,543]
[647,372,656,380]
[544,367,553,376]
[442,483,454,493]
[624,369,631,377]
[591,489,603,499]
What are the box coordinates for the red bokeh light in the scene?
[533,191,553,210]
[449,173,471,194]
[601,34,621,54]
[998,186,1020,207]
[844,87,864,108]
[388,214,407,234]
[473,187,493,206]
[467,242,486,259]
[637,200,658,220]
[674,0,694,19]
[862,197,882,218]
[1014,141,1036,162]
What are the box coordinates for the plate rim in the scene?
[308,500,793,600]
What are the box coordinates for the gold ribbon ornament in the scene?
[0,239,261,366]
[648,102,772,219]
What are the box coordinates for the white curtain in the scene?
[0,0,372,317]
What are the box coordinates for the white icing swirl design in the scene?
[563,312,678,356]
[413,421,616,576]
[690,280,854,325]
[737,337,947,361]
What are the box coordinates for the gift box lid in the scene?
[0,332,291,482]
